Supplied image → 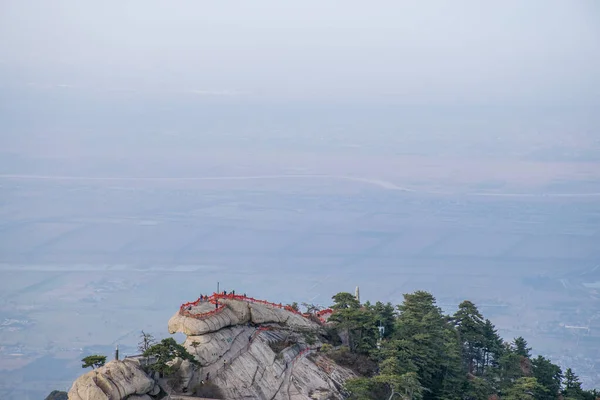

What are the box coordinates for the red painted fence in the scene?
[315,308,333,323]
[178,296,226,319]
[179,293,334,323]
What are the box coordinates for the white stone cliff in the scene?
[68,358,159,400]
[68,295,352,400]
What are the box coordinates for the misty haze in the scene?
[1,1,599,399]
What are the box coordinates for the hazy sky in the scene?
[1,0,599,105]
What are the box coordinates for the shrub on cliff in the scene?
[143,337,197,376]
[327,346,377,376]
[81,355,106,370]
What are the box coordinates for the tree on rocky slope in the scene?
[81,355,106,369]
[143,337,197,376]
[301,302,323,313]
[330,292,378,354]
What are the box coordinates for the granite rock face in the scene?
[170,298,354,399]
[206,339,355,399]
[68,297,353,400]
[67,359,157,400]
[168,297,316,336]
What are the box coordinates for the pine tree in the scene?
[532,355,562,400]
[372,301,396,339]
[463,376,493,400]
[513,337,532,358]
[339,290,600,399]
[453,300,486,374]
[481,319,504,370]
[498,344,525,389]
[504,377,546,400]
[331,292,361,310]
[330,292,378,354]
[81,355,106,370]
[394,291,462,400]
[143,337,197,376]
[563,368,585,400]
[374,371,427,400]
[345,377,378,400]
[436,326,465,400]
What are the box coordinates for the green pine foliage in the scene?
[331,290,598,400]
[143,337,198,376]
[81,354,106,370]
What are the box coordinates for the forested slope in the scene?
[324,291,598,400]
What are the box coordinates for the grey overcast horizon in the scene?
[1,0,599,107]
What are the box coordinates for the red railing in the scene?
[315,308,333,323]
[210,293,306,316]
[179,296,226,319]
[179,293,333,323]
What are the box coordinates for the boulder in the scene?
[67,359,156,400]
[168,306,242,335]
[169,298,319,337]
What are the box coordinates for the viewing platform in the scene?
[169,293,327,336]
